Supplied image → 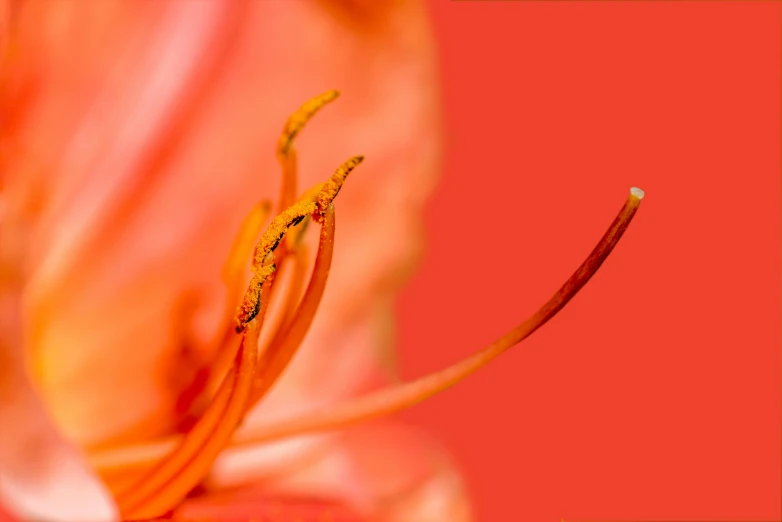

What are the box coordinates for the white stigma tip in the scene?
[630,187,645,200]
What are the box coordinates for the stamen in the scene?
[227,189,645,448]
[275,89,340,212]
[234,204,314,331]
[87,212,329,484]
[210,201,273,372]
[314,155,363,223]
[277,244,309,332]
[235,156,363,331]
[222,201,273,291]
[247,205,336,410]
[276,91,343,240]
[87,212,327,481]
[125,346,255,518]
[166,202,273,432]
[91,158,362,498]
[116,277,271,518]
[119,155,365,516]
[277,90,340,161]
[239,156,363,408]
[88,94,363,516]
[90,187,641,517]
[255,243,309,356]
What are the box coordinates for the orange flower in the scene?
[0,1,643,521]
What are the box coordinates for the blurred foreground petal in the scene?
[0,182,117,521]
[208,421,471,522]
[0,364,119,522]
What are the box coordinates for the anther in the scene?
[277,90,340,160]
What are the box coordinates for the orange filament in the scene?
[178,90,337,423]
[227,189,645,449]
[115,275,271,517]
[86,213,324,481]
[248,206,336,409]
[251,228,310,363]
[114,158,361,516]
[89,181,349,490]
[87,210,329,486]
[222,201,274,293]
[124,324,261,519]
[278,147,298,212]
[238,157,362,403]
[208,201,274,379]
[276,243,309,333]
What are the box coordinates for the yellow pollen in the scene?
[277,89,340,160]
[235,155,364,331]
[314,155,364,223]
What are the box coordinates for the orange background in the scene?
[397,2,781,521]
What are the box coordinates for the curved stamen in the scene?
[125,331,259,518]
[277,90,339,212]
[206,201,274,385]
[248,205,336,409]
[235,156,363,331]
[242,155,364,407]
[88,231,322,488]
[87,215,326,481]
[169,91,341,431]
[254,214,311,354]
[277,90,340,161]
[222,202,274,297]
[169,201,274,434]
[276,244,309,333]
[113,157,363,517]
[226,188,645,448]
[233,206,312,330]
[89,159,361,484]
[115,273,272,517]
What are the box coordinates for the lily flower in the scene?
[0,2,644,521]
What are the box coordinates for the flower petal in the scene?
[173,487,364,522]
[0,363,119,522]
[5,0,440,450]
[0,189,117,521]
[207,421,471,522]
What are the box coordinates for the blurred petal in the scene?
[173,487,363,522]
[0,362,119,522]
[208,421,470,522]
[237,297,400,446]
[3,0,440,450]
[0,181,117,521]
[5,0,252,447]
[0,503,14,522]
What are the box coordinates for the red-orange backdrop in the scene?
[397,2,781,521]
